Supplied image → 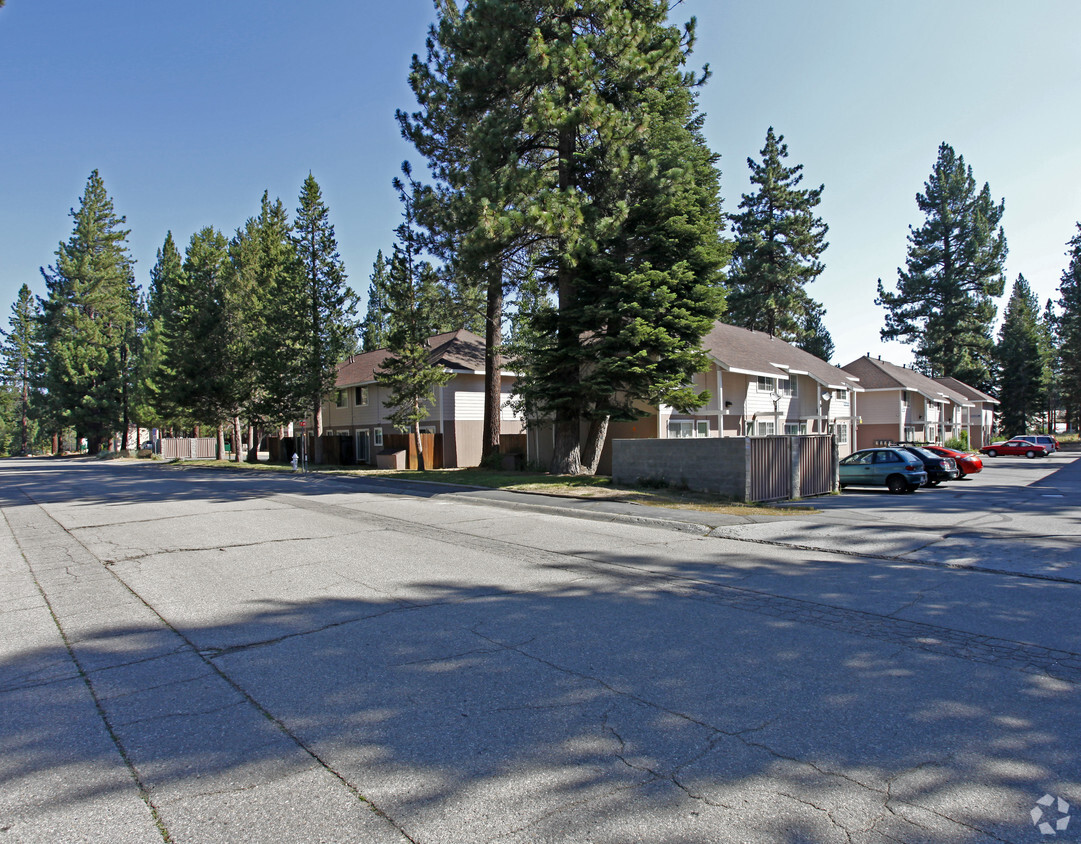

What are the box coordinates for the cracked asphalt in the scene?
[2,456,1080,843]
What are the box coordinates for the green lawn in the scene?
[153,458,808,516]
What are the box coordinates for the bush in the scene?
[944,430,969,451]
[136,448,154,459]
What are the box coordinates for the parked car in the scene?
[839,448,929,494]
[893,445,959,486]
[923,445,983,476]
[1011,434,1060,453]
[980,440,1049,458]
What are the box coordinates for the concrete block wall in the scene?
[612,438,749,498]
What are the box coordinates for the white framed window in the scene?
[335,390,346,408]
[757,376,775,393]
[784,422,806,435]
[926,425,936,442]
[668,420,692,438]
[355,386,369,406]
[777,378,797,397]
[373,428,383,447]
[696,420,709,438]
[835,423,848,444]
[757,421,775,436]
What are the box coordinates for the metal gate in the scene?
[748,436,791,502]
[798,435,834,498]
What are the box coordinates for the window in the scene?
[335,390,346,408]
[784,422,806,436]
[874,450,902,464]
[834,388,848,401]
[668,420,709,439]
[668,420,692,438]
[835,423,848,444]
[757,376,775,393]
[757,421,775,436]
[777,378,797,397]
[355,386,368,406]
[373,428,383,447]
[926,425,936,442]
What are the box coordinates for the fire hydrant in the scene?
[291,452,299,472]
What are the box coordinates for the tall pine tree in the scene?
[726,127,829,342]
[877,143,1007,390]
[0,284,42,455]
[39,171,137,454]
[1057,224,1081,430]
[164,227,237,457]
[376,165,452,471]
[995,275,1044,433]
[401,0,725,474]
[360,251,393,352]
[294,174,355,452]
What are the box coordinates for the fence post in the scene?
[743,437,752,502]
[789,436,801,501]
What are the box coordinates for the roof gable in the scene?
[702,322,862,391]
[840,356,972,405]
[334,329,487,388]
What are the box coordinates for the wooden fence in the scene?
[383,433,444,470]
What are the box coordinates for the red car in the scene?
[924,445,983,476]
[979,440,1049,458]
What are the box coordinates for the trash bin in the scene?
[376,449,407,470]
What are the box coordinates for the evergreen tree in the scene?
[376,165,452,471]
[401,0,724,473]
[360,251,393,351]
[726,127,828,342]
[995,275,1044,433]
[797,303,835,362]
[1057,224,1081,430]
[165,227,237,456]
[877,143,1007,391]
[294,174,355,452]
[1039,298,1059,434]
[140,232,185,429]
[0,284,42,454]
[39,171,137,454]
[231,193,306,450]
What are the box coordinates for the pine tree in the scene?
[1057,224,1081,430]
[141,232,185,428]
[726,127,828,342]
[360,251,393,352]
[401,0,724,474]
[293,174,355,454]
[797,303,835,362]
[39,171,137,454]
[231,192,306,450]
[877,143,1007,391]
[1039,298,1059,434]
[165,227,237,456]
[995,275,1044,433]
[0,284,42,454]
[376,165,453,471]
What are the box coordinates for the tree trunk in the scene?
[232,416,243,462]
[247,425,259,462]
[482,264,504,464]
[413,419,426,472]
[216,424,226,461]
[313,398,324,464]
[581,415,610,476]
[549,124,582,475]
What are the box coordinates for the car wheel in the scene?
[905,484,919,493]
[986,449,997,457]
[1026,450,1037,459]
[886,475,906,495]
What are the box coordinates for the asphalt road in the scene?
[2,456,1080,843]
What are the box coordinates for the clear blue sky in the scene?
[2,0,1079,368]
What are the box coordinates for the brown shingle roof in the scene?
[334,329,486,388]
[934,376,1000,405]
[840,356,972,405]
[702,322,862,390]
